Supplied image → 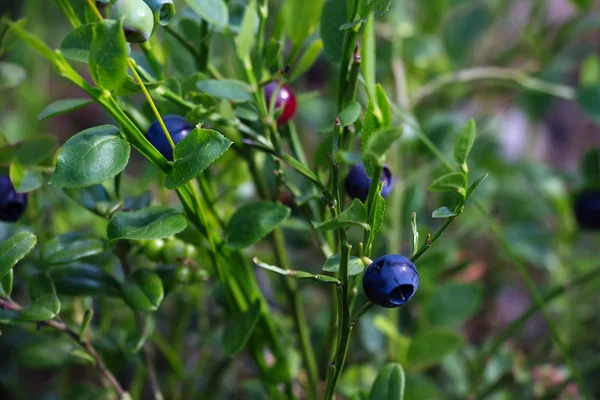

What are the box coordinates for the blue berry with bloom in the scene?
[362,254,419,308]
[0,176,28,223]
[345,163,393,202]
[573,189,600,230]
[146,115,193,161]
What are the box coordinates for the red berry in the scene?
[264,82,297,124]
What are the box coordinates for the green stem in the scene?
[140,42,165,80]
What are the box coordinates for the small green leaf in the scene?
[63,184,111,217]
[70,349,96,365]
[122,269,164,312]
[322,254,364,276]
[90,19,128,91]
[10,159,43,193]
[373,187,386,233]
[283,0,325,45]
[453,119,476,166]
[49,264,122,297]
[0,61,26,90]
[375,84,392,127]
[236,0,256,61]
[338,101,362,127]
[113,76,162,96]
[411,212,418,256]
[164,128,233,189]
[197,79,253,102]
[38,99,93,120]
[0,270,14,297]
[369,363,405,400]
[580,55,600,86]
[428,172,466,193]
[0,135,57,166]
[432,207,458,219]
[362,127,403,163]
[314,199,370,231]
[222,301,262,356]
[320,0,347,61]
[406,329,463,369]
[50,125,130,188]
[577,84,600,125]
[41,233,105,265]
[107,207,188,245]
[61,23,95,63]
[428,283,483,327]
[0,231,37,279]
[184,0,228,28]
[466,173,488,199]
[227,202,291,249]
[289,39,323,82]
[22,274,60,322]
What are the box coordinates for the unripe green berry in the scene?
[175,265,191,284]
[142,0,175,26]
[184,243,198,260]
[162,238,187,263]
[191,269,209,284]
[110,0,155,43]
[143,239,165,261]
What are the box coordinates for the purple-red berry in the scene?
[264,82,297,124]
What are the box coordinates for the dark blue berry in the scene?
[0,176,28,223]
[345,163,393,202]
[573,189,600,230]
[362,254,419,308]
[146,115,193,161]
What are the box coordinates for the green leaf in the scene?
[362,12,376,102]
[9,159,43,193]
[369,363,405,400]
[61,23,95,63]
[466,173,488,199]
[222,301,262,356]
[432,207,458,219]
[49,125,130,188]
[314,199,370,231]
[122,269,164,312]
[338,101,362,127]
[283,0,325,45]
[227,202,291,249]
[107,207,188,245]
[0,135,57,166]
[428,172,466,193]
[38,99,93,120]
[289,39,323,82]
[322,253,364,276]
[362,127,403,163]
[197,79,253,102]
[428,283,483,327]
[411,212,419,255]
[404,374,442,400]
[0,61,26,90]
[41,233,105,265]
[453,119,476,166]
[0,231,37,279]
[184,0,228,28]
[406,329,463,369]
[0,270,14,297]
[375,84,392,127]
[442,3,490,64]
[4,20,56,63]
[320,0,347,61]
[63,184,112,217]
[164,128,233,189]
[235,0,257,61]
[580,55,600,86]
[22,274,60,322]
[49,264,122,297]
[90,19,128,91]
[577,84,600,125]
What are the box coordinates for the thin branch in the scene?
[0,298,125,396]
[412,66,576,105]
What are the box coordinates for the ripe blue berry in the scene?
[345,163,393,202]
[110,0,155,43]
[146,115,193,161]
[573,189,600,230]
[264,82,297,124]
[0,176,28,223]
[142,0,175,26]
[362,254,419,308]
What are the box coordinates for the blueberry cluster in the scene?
[105,0,176,43]
[0,176,27,223]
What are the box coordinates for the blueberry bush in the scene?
[1,0,600,399]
